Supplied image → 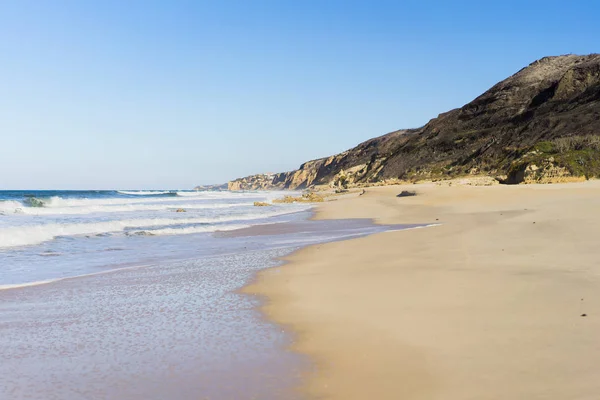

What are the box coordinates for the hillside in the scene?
[229,54,600,190]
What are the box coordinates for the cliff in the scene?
[194,183,228,191]
[228,173,284,190]
[230,54,600,190]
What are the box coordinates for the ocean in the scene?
[0,189,419,399]
[0,189,310,287]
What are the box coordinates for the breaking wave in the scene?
[0,191,289,215]
[0,201,24,214]
[1,201,253,215]
[176,191,205,197]
[117,190,173,196]
[130,224,249,236]
[0,208,302,249]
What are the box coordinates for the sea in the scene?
[0,189,420,399]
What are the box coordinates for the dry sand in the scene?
[245,181,600,399]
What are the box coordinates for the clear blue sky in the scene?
[0,0,598,189]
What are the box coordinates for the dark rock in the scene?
[397,191,417,197]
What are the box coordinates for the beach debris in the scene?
[397,190,417,198]
[175,208,186,212]
[253,201,271,207]
[581,314,587,317]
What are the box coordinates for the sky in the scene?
[0,0,598,189]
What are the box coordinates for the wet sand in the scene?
[246,181,600,399]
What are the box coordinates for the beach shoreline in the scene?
[244,180,600,399]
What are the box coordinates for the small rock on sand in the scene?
[397,191,417,198]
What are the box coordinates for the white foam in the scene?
[43,195,191,207]
[0,278,62,290]
[0,196,254,214]
[43,192,270,207]
[12,202,252,215]
[0,263,150,291]
[0,208,304,249]
[117,190,172,195]
[133,224,249,236]
[0,191,301,215]
[175,191,204,197]
[0,200,24,214]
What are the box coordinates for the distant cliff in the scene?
[228,173,283,190]
[194,183,228,191]
[230,54,600,190]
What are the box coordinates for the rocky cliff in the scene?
[194,183,228,191]
[227,173,282,190]
[230,54,600,190]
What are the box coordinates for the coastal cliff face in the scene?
[230,54,600,190]
[194,183,228,191]
[227,174,284,190]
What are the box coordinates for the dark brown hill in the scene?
[229,54,600,190]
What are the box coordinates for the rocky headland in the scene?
[193,183,228,191]
[229,54,600,190]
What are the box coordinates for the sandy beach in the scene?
[246,181,600,399]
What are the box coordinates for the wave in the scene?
[0,278,63,291]
[0,263,150,291]
[0,191,289,213]
[0,200,24,214]
[0,208,304,249]
[117,190,173,196]
[5,202,253,216]
[3,195,229,210]
[23,197,46,207]
[175,191,205,197]
[45,191,273,205]
[131,224,249,236]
